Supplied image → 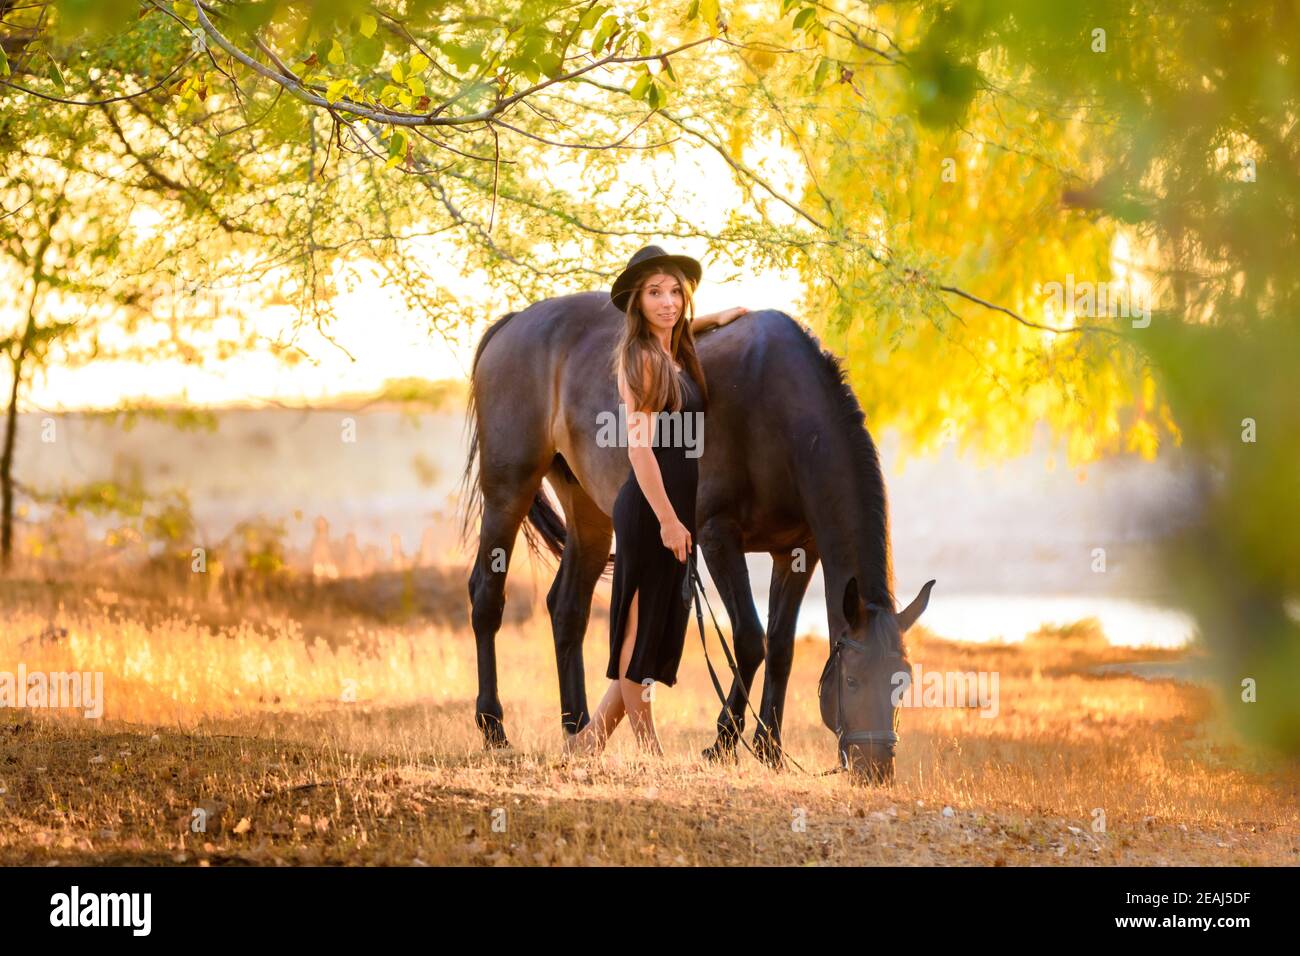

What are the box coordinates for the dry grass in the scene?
[1,577,1297,866]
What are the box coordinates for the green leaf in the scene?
[328,39,345,65]
[359,14,378,38]
[629,71,651,100]
[441,42,482,73]
[0,47,9,78]
[591,21,613,55]
[793,8,816,32]
[386,128,408,168]
[353,33,383,68]
[47,56,66,93]
[647,81,663,110]
[227,1,276,32]
[579,5,608,31]
[812,56,831,90]
[536,51,562,78]
[520,32,546,62]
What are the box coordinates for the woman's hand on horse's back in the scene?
[660,516,691,563]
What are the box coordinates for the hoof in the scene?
[701,739,739,764]
[476,714,510,750]
[752,734,784,769]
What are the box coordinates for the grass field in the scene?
[1,572,1297,866]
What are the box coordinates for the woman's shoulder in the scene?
[619,348,653,385]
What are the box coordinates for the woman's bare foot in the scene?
[631,731,663,758]
[563,725,604,757]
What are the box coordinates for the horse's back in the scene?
[474,291,614,378]
[694,309,840,549]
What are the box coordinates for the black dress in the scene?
[607,364,704,687]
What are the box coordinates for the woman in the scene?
[566,244,748,756]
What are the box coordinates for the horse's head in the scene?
[819,577,935,784]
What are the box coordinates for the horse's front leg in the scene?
[697,520,766,763]
[753,546,819,768]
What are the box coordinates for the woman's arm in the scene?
[691,306,750,336]
[620,359,676,526]
[620,357,692,561]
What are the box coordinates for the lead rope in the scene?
[684,546,840,776]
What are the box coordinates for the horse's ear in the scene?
[841,576,862,630]
[897,579,936,632]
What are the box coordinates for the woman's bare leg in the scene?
[565,591,636,755]
[618,597,663,756]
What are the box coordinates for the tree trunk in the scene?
[0,351,22,570]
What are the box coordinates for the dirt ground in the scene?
[1,576,1297,866]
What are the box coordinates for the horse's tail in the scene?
[524,486,567,560]
[524,467,618,581]
[457,310,521,555]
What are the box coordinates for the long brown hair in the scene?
[611,263,709,413]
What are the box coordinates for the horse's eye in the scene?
[845,676,859,689]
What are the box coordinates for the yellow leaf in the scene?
[407,76,425,97]
[699,0,720,32]
[328,39,345,66]
[410,53,430,73]
[326,78,350,103]
[391,62,405,83]
[359,14,378,38]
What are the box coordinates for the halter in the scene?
[819,603,902,767]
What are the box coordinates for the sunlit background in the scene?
[11,132,1193,650]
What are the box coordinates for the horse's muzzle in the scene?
[843,739,896,785]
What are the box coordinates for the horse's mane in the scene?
[781,316,897,615]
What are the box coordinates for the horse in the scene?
[458,290,934,782]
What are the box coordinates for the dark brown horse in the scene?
[458,290,934,782]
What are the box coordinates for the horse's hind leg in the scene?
[469,471,546,749]
[544,466,613,737]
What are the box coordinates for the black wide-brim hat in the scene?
[610,244,703,313]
